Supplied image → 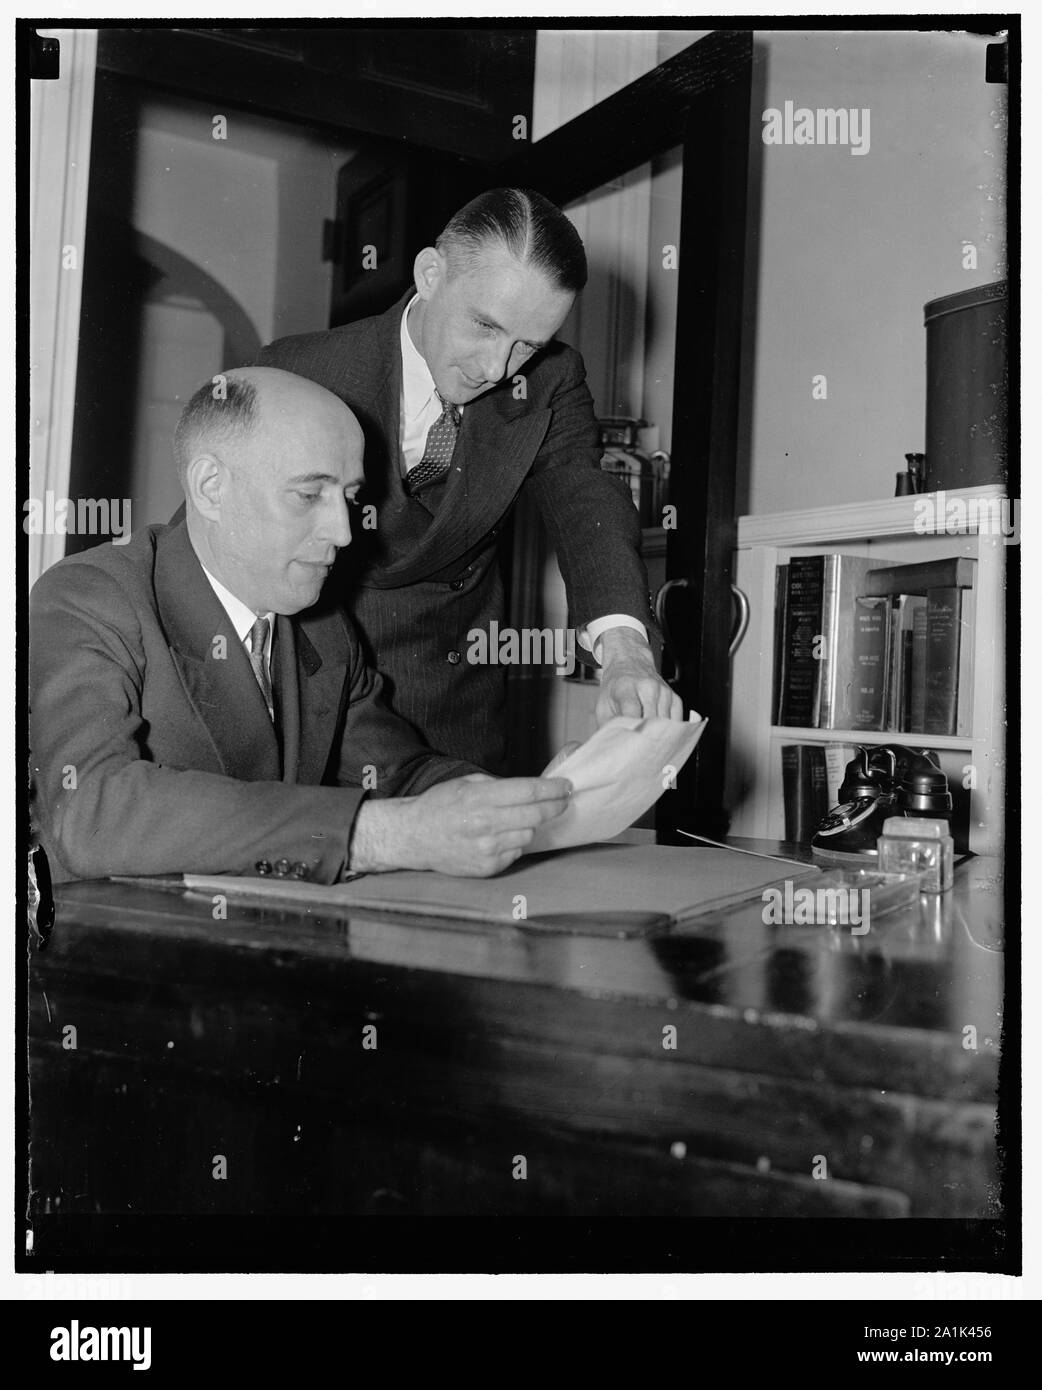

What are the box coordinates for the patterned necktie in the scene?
[405,392,460,495]
[248,616,274,720]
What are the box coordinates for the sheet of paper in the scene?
[526,712,707,854]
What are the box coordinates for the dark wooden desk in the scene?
[26,841,1006,1255]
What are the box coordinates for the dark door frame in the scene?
[495,29,753,839]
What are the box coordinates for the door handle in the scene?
[728,584,750,658]
[655,579,750,662]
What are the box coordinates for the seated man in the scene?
[29,367,569,884]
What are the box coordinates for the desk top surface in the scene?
[30,840,1008,1228]
[41,839,1005,1054]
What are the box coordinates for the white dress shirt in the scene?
[397,296,647,663]
[400,294,460,474]
[201,563,274,678]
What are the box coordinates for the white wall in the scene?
[533,27,1006,515]
[747,29,1005,514]
[123,97,355,526]
[133,95,355,345]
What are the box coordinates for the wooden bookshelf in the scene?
[725,485,1007,854]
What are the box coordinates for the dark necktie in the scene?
[405,392,460,495]
[248,616,274,720]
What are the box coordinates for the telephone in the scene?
[811,746,953,860]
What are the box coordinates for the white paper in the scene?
[527,712,707,854]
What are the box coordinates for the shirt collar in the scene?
[400,293,440,425]
[199,561,273,646]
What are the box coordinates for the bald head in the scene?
[174,366,363,485]
[178,366,367,615]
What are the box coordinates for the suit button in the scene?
[255,860,272,876]
[450,577,465,590]
[275,859,291,877]
[447,650,461,664]
[292,862,309,879]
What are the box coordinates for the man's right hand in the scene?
[348,773,571,878]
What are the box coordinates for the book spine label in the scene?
[909,601,929,732]
[924,586,961,736]
[779,557,824,727]
[772,563,789,725]
[815,555,840,728]
[850,596,889,730]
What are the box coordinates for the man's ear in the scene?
[184,452,225,522]
[413,246,446,301]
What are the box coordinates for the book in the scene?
[961,589,978,739]
[780,744,829,844]
[862,556,976,598]
[772,563,789,725]
[924,587,964,736]
[908,601,929,732]
[824,743,856,809]
[886,594,927,732]
[850,596,891,730]
[957,589,976,738]
[777,556,825,727]
[817,554,891,728]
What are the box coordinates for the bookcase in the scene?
[725,484,1007,854]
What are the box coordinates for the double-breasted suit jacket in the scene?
[258,293,654,769]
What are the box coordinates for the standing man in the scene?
[259,187,682,769]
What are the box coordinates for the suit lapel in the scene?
[272,617,299,781]
[369,387,551,589]
[155,522,282,782]
[285,614,346,785]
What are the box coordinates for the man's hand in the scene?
[542,742,581,776]
[349,773,571,878]
[595,626,684,724]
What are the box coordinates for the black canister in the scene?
[924,280,1008,490]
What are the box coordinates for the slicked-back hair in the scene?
[173,377,258,482]
[435,188,587,293]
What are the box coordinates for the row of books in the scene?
[772,554,976,737]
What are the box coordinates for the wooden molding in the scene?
[737,485,1009,549]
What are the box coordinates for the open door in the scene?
[494,30,753,839]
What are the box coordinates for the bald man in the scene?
[29,367,569,885]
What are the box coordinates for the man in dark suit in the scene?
[29,368,570,885]
[258,187,682,769]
